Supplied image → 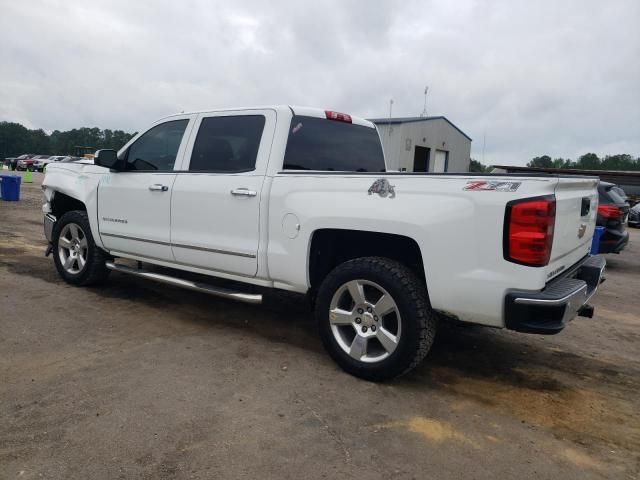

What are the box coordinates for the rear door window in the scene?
[283,115,385,172]
[188,115,265,172]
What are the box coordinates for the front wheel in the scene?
[52,210,111,286]
[315,257,437,381]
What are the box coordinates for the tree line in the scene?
[0,121,136,159]
[470,153,640,172]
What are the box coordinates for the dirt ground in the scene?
[1,171,639,479]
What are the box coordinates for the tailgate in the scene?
[547,177,599,279]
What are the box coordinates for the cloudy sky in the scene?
[1,0,638,165]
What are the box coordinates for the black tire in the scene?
[315,257,437,381]
[52,210,111,286]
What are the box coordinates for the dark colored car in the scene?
[628,203,640,228]
[597,182,629,253]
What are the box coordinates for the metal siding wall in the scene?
[374,119,471,172]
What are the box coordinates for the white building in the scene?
[369,116,472,173]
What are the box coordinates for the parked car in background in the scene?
[628,203,640,228]
[5,154,33,170]
[34,156,68,171]
[597,182,630,253]
[18,154,50,171]
[611,186,628,202]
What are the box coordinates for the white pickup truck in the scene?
[42,105,606,380]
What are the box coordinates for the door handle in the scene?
[230,188,257,197]
[149,184,169,192]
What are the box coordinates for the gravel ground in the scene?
[1,171,639,479]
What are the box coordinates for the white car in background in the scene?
[35,156,70,172]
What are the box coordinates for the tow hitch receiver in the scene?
[578,304,594,318]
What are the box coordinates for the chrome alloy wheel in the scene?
[57,223,88,275]
[329,279,402,363]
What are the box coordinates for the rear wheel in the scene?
[315,257,437,381]
[52,210,110,286]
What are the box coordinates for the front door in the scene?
[170,109,275,277]
[98,117,192,260]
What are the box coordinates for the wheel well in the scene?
[309,229,425,289]
[51,192,86,218]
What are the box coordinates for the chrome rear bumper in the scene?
[504,255,606,334]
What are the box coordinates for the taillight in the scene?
[597,204,621,220]
[325,110,352,123]
[504,196,556,267]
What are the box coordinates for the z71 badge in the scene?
[464,180,521,192]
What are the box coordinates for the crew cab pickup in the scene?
[42,106,606,380]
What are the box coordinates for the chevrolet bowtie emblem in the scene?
[578,223,587,238]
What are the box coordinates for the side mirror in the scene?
[94,149,120,170]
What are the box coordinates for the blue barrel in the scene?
[0,175,21,201]
[591,226,605,255]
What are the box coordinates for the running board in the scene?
[105,261,262,304]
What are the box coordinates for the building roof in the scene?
[492,165,640,187]
[368,116,472,141]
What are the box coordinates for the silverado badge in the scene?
[368,178,396,198]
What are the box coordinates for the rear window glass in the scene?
[283,115,385,172]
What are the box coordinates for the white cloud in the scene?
[0,0,638,165]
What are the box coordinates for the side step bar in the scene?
[105,261,263,305]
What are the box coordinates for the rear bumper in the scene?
[504,255,606,335]
[599,230,629,253]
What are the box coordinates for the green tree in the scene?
[601,154,639,171]
[0,121,136,159]
[469,158,489,172]
[576,153,601,169]
[527,155,553,168]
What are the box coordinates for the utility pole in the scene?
[482,132,486,164]
[389,99,394,135]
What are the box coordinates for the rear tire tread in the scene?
[315,256,437,381]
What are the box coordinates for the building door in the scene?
[413,146,430,172]
[434,149,449,172]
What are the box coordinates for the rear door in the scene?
[170,109,276,276]
[98,117,193,260]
